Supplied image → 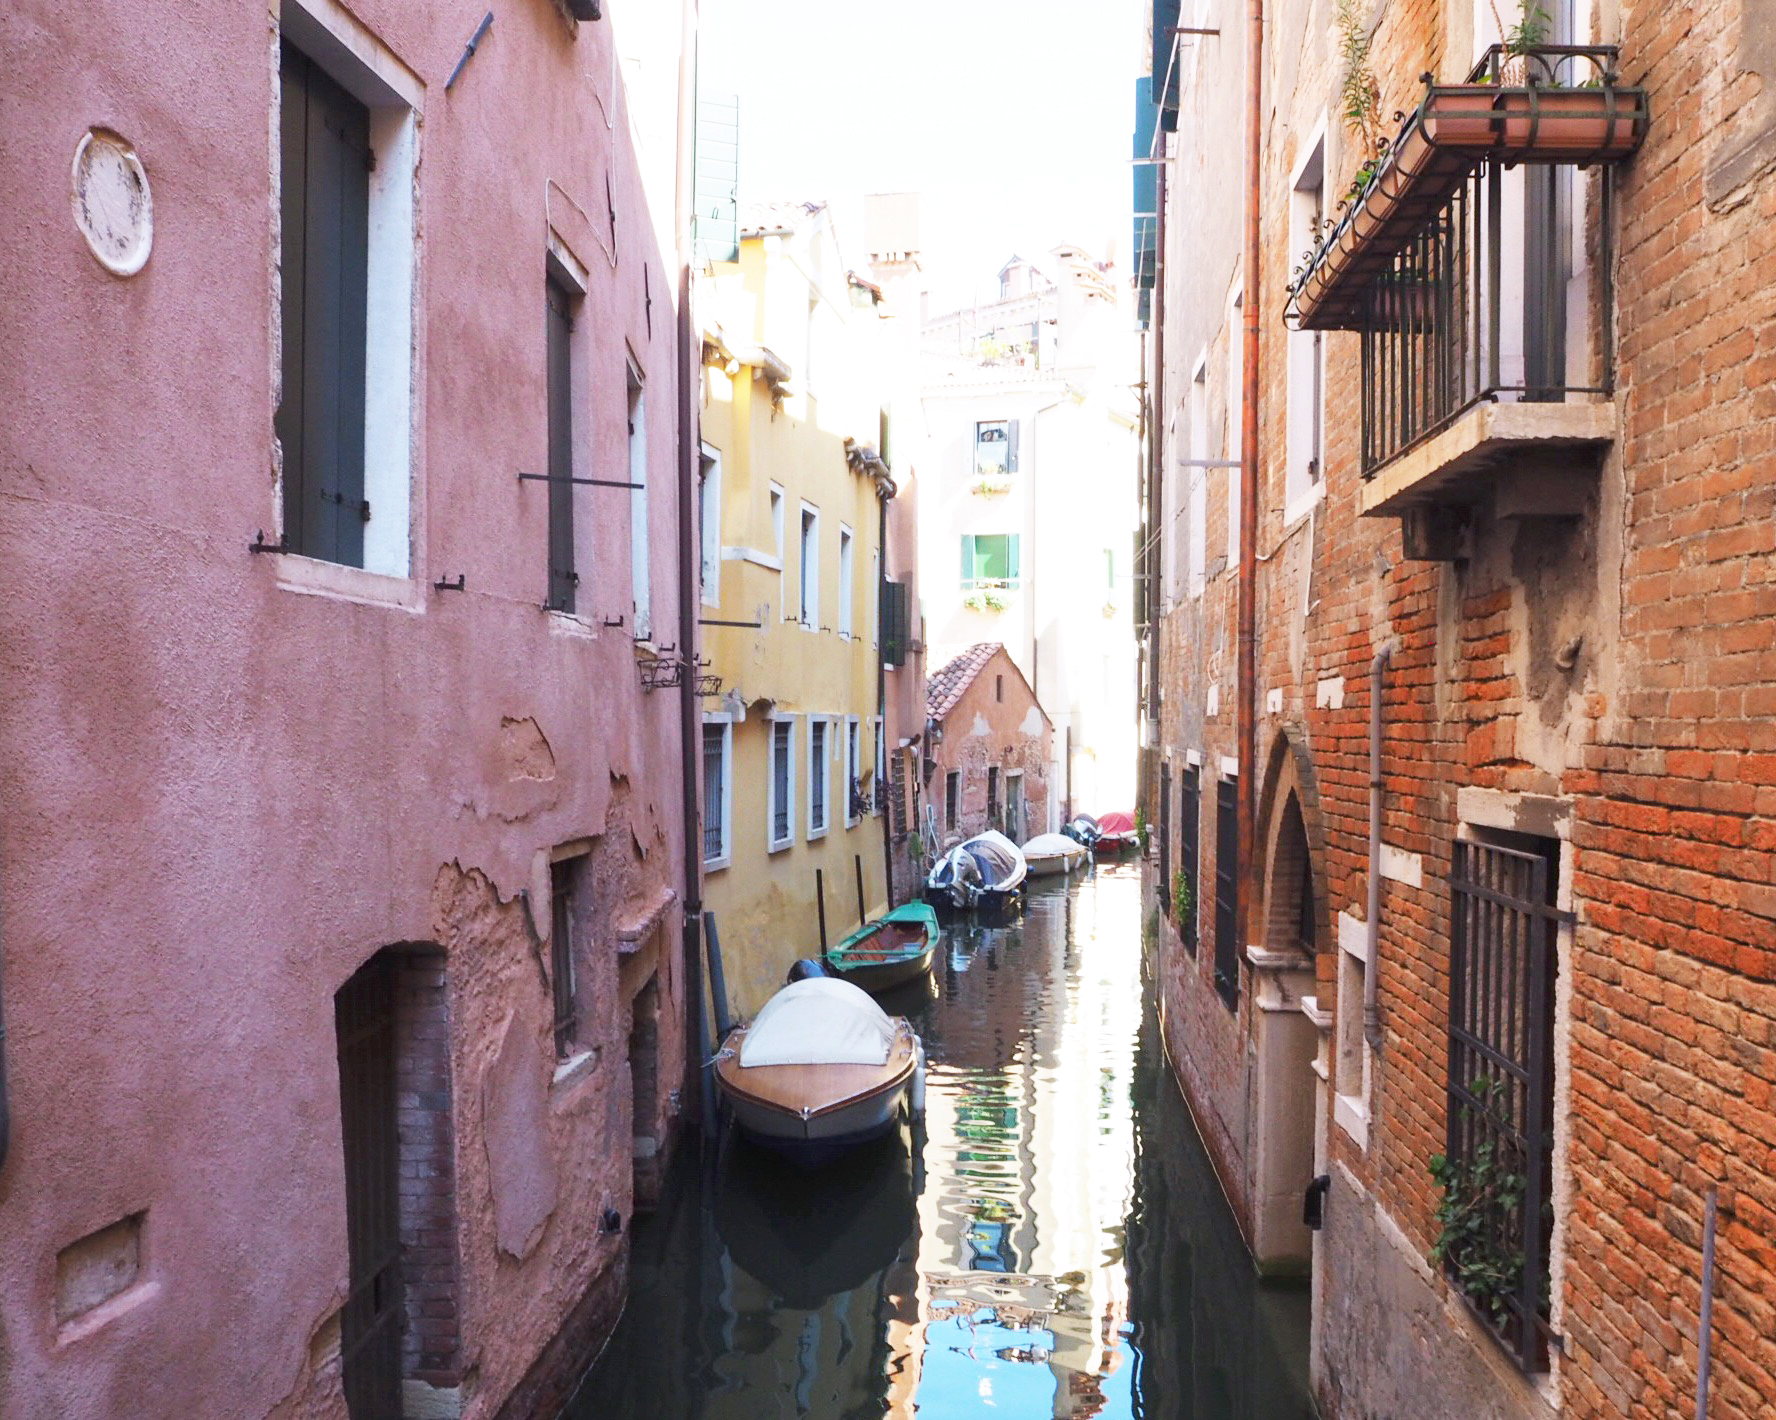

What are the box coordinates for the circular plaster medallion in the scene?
[71,129,153,276]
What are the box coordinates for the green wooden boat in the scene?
[824,902,939,994]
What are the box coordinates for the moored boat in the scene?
[824,901,940,994]
[1092,810,1140,856]
[923,829,1028,916]
[714,977,923,1165]
[1021,831,1087,876]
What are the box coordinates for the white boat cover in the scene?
[1022,832,1084,859]
[738,977,897,1068]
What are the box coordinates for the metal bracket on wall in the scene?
[433,573,466,592]
[637,656,684,691]
[518,472,645,490]
[248,530,292,554]
[445,12,494,92]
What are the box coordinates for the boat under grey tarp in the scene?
[923,829,1027,915]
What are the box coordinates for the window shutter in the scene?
[1008,535,1021,581]
[1006,419,1020,473]
[546,277,577,612]
[279,44,369,568]
[694,92,740,264]
[882,580,909,667]
[960,535,974,585]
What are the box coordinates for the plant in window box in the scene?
[962,589,1009,614]
[972,473,1013,497]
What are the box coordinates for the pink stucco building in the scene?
[0,2,697,1415]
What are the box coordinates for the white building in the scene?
[918,248,1141,827]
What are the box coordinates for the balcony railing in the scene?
[1285,46,1648,477]
[1355,159,1613,474]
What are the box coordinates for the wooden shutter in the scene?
[278,44,369,567]
[546,277,577,612]
[1214,776,1239,1007]
[882,580,909,667]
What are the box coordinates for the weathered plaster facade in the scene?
[0,2,691,1415]
[1144,0,1776,1416]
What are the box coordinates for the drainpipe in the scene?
[0,898,9,1173]
[1365,643,1392,1047]
[1234,0,1263,957]
[673,0,706,1108]
[876,473,896,906]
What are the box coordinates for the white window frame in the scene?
[699,444,722,607]
[837,524,855,638]
[807,715,831,840]
[798,501,820,628]
[1286,126,1329,526]
[874,717,886,816]
[869,548,879,647]
[769,483,786,621]
[844,715,863,826]
[1188,354,1208,595]
[701,716,733,871]
[628,357,651,640]
[767,715,797,852]
[276,0,421,588]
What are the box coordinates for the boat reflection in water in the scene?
[563,866,1315,1419]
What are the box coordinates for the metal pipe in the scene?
[672,0,706,1124]
[701,912,732,1038]
[1365,643,1393,1046]
[1695,1186,1718,1419]
[877,482,896,907]
[855,853,867,925]
[816,868,828,950]
[0,887,9,1172]
[1234,0,1263,961]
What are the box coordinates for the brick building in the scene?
[0,2,698,1416]
[1140,1,1775,1417]
[924,643,1053,850]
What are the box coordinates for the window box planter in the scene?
[1499,87,1643,159]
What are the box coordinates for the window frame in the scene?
[1286,128,1328,525]
[961,532,1022,590]
[698,444,722,608]
[767,715,797,852]
[807,715,831,840]
[275,6,419,583]
[770,484,786,621]
[548,855,584,1059]
[628,357,651,640]
[837,524,855,638]
[701,717,733,870]
[798,501,820,628]
[944,770,959,832]
[844,716,863,826]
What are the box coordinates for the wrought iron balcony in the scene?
[1285,47,1648,531]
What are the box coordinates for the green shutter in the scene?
[1007,535,1021,582]
[961,535,974,585]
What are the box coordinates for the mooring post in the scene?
[702,911,732,1038]
[855,853,868,925]
[816,868,828,949]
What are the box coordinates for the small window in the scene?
[974,419,1019,477]
[549,857,583,1057]
[961,533,1021,590]
[838,525,855,637]
[702,721,731,867]
[1214,774,1238,1008]
[700,448,722,607]
[1180,763,1201,955]
[945,771,959,831]
[768,719,795,851]
[770,485,786,618]
[986,766,1001,826]
[629,361,650,639]
[995,674,1004,703]
[544,275,578,612]
[799,504,819,626]
[1287,137,1327,515]
[808,717,830,838]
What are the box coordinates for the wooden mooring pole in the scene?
[815,868,828,949]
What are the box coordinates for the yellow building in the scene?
[697,202,898,1016]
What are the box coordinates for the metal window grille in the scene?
[810,720,827,830]
[1181,765,1200,955]
[1158,762,1172,912]
[701,725,725,861]
[1213,776,1238,1007]
[550,861,577,1057]
[1446,838,1562,1370]
[772,722,791,842]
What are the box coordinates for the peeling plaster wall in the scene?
[924,649,1053,848]
[0,1,689,1415]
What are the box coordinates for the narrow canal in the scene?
[564,866,1316,1418]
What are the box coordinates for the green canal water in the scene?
[563,865,1316,1418]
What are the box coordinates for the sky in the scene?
[699,0,1146,312]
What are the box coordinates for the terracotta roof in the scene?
[926,643,1003,721]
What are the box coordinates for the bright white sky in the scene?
[700,0,1146,311]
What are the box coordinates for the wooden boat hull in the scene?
[825,903,939,994]
[714,1019,920,1164]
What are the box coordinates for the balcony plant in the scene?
[971,472,1013,497]
[962,589,1009,614]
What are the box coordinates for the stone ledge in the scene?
[1359,399,1616,518]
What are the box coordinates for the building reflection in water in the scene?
[562,866,1313,1419]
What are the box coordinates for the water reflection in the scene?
[563,866,1315,1419]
